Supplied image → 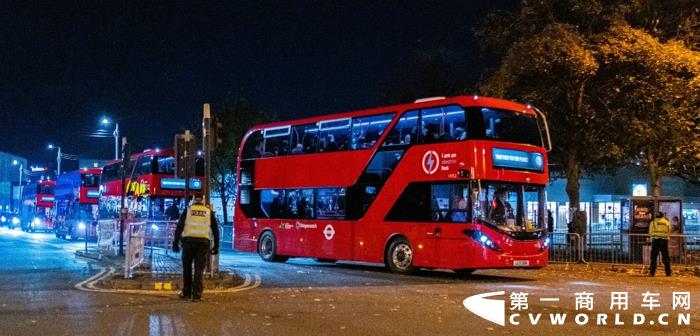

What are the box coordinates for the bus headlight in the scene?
[1,216,6,223]
[465,230,501,252]
[12,217,20,225]
[540,237,551,252]
[78,222,86,230]
[33,218,41,225]
[151,224,159,231]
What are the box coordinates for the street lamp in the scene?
[47,144,62,175]
[12,160,23,186]
[100,117,120,160]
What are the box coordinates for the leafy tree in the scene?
[477,0,700,207]
[211,95,271,225]
[595,24,700,196]
[477,1,623,210]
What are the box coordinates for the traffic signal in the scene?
[174,131,197,179]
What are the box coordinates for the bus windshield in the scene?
[81,174,100,187]
[472,107,543,147]
[472,182,545,232]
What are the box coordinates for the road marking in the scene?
[75,266,261,295]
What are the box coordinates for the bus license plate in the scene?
[513,260,529,267]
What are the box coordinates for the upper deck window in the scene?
[156,156,175,174]
[382,111,418,147]
[263,126,291,157]
[474,107,543,147]
[351,113,394,149]
[81,174,100,187]
[319,118,351,152]
[290,123,318,154]
[420,105,467,144]
[241,131,263,160]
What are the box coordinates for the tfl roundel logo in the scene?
[421,150,439,175]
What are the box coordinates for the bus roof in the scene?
[248,95,538,132]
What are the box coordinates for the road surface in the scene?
[0,227,698,335]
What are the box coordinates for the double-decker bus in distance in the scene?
[20,180,56,232]
[53,168,102,240]
[99,149,204,229]
[234,95,552,274]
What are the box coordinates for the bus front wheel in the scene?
[258,231,288,263]
[385,237,415,275]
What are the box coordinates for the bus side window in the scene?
[382,111,418,147]
[241,131,263,159]
[420,105,466,144]
[351,113,395,149]
[290,123,318,155]
[319,119,351,152]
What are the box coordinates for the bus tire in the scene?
[385,237,415,275]
[453,269,476,277]
[258,231,287,262]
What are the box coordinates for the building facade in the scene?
[545,166,700,234]
[0,151,28,212]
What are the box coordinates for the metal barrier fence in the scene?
[549,232,700,268]
[124,220,178,278]
[123,220,220,278]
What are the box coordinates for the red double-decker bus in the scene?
[233,95,552,274]
[54,168,101,240]
[99,149,204,227]
[20,180,56,232]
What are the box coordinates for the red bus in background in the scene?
[20,180,56,232]
[53,168,101,240]
[234,95,552,274]
[98,149,204,228]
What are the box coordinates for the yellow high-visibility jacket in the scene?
[649,217,670,239]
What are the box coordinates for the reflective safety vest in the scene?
[183,204,212,239]
[649,217,670,239]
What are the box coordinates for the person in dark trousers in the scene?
[648,211,672,277]
[172,195,220,301]
[547,209,554,233]
[165,201,180,220]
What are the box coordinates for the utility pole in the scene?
[184,130,192,204]
[203,104,212,206]
[118,137,129,256]
[57,146,62,176]
[113,122,120,160]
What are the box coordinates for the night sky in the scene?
[0,1,513,169]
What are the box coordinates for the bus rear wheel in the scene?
[385,237,415,274]
[258,231,287,263]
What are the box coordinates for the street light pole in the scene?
[113,122,120,160]
[56,146,62,176]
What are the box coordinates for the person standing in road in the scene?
[172,195,220,301]
[648,211,672,277]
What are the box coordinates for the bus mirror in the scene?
[533,107,552,152]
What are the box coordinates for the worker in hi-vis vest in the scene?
[648,211,671,277]
[173,195,220,301]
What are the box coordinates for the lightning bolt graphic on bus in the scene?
[426,155,435,172]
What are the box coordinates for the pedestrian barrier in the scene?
[548,232,700,269]
[124,220,177,278]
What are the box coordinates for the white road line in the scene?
[75,266,262,295]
